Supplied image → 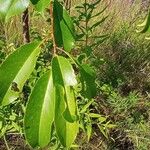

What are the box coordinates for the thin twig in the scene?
[3,135,10,150]
[56,47,79,67]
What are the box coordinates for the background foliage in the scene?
[0,0,150,150]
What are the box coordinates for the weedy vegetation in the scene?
[0,0,150,150]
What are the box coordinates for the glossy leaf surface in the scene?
[24,70,54,148]
[52,55,77,121]
[53,0,75,52]
[0,41,41,106]
[0,0,29,22]
[52,56,78,147]
[52,56,77,86]
[54,85,78,147]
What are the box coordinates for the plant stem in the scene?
[2,22,9,54]
[64,0,71,14]
[22,8,30,43]
[85,0,88,47]
[3,135,10,150]
[56,47,79,67]
[50,2,57,56]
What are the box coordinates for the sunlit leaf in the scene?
[24,70,55,148]
[53,55,77,120]
[31,0,51,12]
[98,116,107,123]
[52,56,78,147]
[0,41,41,106]
[52,56,78,122]
[52,56,77,86]
[54,85,78,148]
[89,113,101,118]
[53,0,75,52]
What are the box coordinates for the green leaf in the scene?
[79,64,96,99]
[0,0,29,22]
[52,56,78,147]
[0,41,41,106]
[53,0,75,52]
[80,99,94,114]
[63,86,78,122]
[98,116,107,123]
[52,56,77,122]
[137,10,150,33]
[91,6,108,18]
[89,113,101,118]
[86,123,92,141]
[92,0,101,6]
[90,16,108,31]
[24,70,55,148]
[30,0,40,5]
[52,56,77,86]
[98,124,108,138]
[31,0,51,12]
[54,85,78,148]
[106,124,117,129]
[36,0,51,12]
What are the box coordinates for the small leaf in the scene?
[90,16,108,31]
[106,124,117,129]
[77,53,86,64]
[83,46,92,57]
[137,10,150,33]
[0,41,41,106]
[24,70,55,148]
[53,0,75,52]
[92,0,101,6]
[91,6,108,18]
[79,64,96,99]
[98,116,107,123]
[0,0,29,22]
[89,113,102,118]
[86,123,92,141]
[90,36,108,47]
[31,0,51,12]
[71,144,79,148]
[98,125,108,138]
[80,99,94,114]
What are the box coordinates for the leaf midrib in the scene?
[38,72,52,144]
